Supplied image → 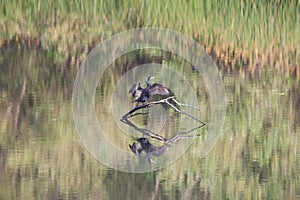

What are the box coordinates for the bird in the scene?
[129,142,143,155]
[145,76,154,87]
[137,138,168,156]
[129,76,169,103]
[128,82,143,101]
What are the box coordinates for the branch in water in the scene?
[121,96,176,119]
[171,98,200,111]
[122,96,205,126]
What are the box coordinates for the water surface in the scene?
[0,40,299,199]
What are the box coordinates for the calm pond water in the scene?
[0,39,299,199]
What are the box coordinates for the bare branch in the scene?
[171,98,200,111]
[122,95,205,126]
[121,96,176,119]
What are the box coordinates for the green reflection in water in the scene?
[0,40,299,199]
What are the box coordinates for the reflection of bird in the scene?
[137,138,168,156]
[129,142,143,155]
[129,76,169,103]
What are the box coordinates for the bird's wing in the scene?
[129,82,140,93]
[148,83,169,96]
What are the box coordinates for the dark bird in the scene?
[129,142,143,155]
[145,76,154,87]
[129,76,169,103]
[137,138,169,156]
[128,82,143,101]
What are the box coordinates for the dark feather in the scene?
[147,83,169,96]
[129,77,169,103]
[136,83,169,102]
[137,138,168,156]
[129,82,143,100]
[129,142,143,155]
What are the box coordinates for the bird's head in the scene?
[145,76,155,86]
